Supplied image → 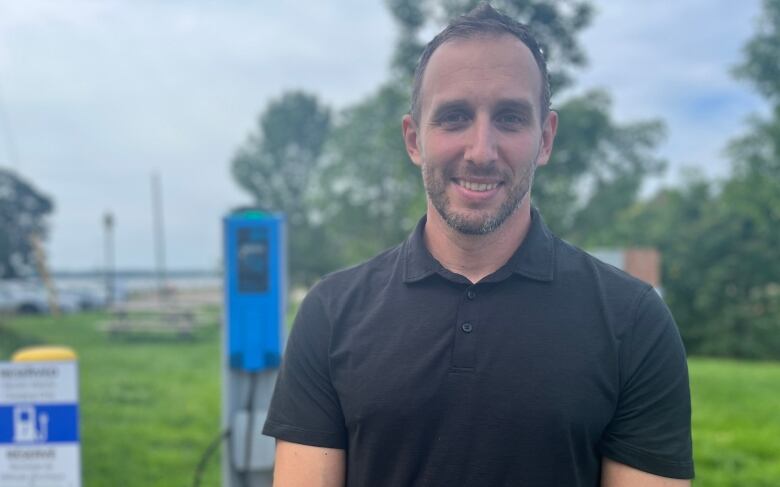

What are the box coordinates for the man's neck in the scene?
[423,200,533,284]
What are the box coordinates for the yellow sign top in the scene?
[12,346,78,362]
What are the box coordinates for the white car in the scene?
[0,281,102,314]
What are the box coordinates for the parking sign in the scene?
[0,359,81,487]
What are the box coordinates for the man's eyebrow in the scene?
[430,100,472,119]
[494,99,535,117]
[429,98,536,120]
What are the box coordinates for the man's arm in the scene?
[264,287,349,485]
[601,458,690,487]
[273,440,346,487]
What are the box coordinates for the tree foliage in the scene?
[598,0,780,359]
[734,0,780,105]
[0,169,54,279]
[604,167,780,359]
[674,0,780,359]
[231,91,333,285]
[315,84,425,264]
[538,90,665,240]
[232,91,331,227]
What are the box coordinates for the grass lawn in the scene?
[1,312,779,486]
[689,357,780,486]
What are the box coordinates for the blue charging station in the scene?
[223,210,286,372]
[221,209,286,486]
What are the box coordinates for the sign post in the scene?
[0,346,81,487]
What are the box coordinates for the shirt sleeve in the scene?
[599,287,695,479]
[262,284,348,449]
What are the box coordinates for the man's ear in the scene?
[535,110,558,168]
[402,114,423,167]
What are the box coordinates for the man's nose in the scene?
[464,115,498,165]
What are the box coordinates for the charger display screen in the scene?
[237,227,269,293]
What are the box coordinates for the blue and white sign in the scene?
[0,361,81,487]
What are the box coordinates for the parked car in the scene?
[1,282,50,314]
[0,287,16,313]
[0,280,106,314]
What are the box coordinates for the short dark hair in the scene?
[410,2,551,123]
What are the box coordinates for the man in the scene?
[263,4,694,486]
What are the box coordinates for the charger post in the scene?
[222,210,286,487]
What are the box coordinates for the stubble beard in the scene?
[422,161,536,235]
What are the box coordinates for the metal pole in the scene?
[103,212,114,306]
[151,172,167,297]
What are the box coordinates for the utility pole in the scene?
[151,172,167,297]
[103,212,115,306]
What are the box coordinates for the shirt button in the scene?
[467,289,476,300]
[461,322,473,333]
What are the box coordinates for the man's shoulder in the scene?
[308,241,406,302]
[547,236,675,344]
[554,236,651,289]
[550,235,659,317]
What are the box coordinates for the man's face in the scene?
[403,34,557,235]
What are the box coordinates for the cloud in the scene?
[0,0,395,269]
[570,0,766,187]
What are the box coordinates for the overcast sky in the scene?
[0,0,766,271]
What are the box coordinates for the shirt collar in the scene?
[402,206,555,284]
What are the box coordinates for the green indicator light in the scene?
[233,208,269,219]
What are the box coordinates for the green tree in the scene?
[685,0,780,358]
[0,169,54,278]
[539,91,665,240]
[231,91,334,285]
[315,84,424,265]
[601,0,780,359]
[615,171,780,359]
[690,173,780,358]
[386,0,428,79]
[734,0,780,105]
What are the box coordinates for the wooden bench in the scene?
[101,308,198,338]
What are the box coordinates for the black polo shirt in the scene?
[263,208,694,486]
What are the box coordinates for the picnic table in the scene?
[100,300,216,338]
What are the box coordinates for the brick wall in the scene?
[624,248,661,288]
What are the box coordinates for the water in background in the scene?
[1,271,222,312]
[55,271,220,298]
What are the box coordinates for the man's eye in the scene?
[496,113,527,126]
[437,112,470,128]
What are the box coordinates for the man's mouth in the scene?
[455,179,500,192]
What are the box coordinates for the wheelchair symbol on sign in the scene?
[13,405,49,443]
